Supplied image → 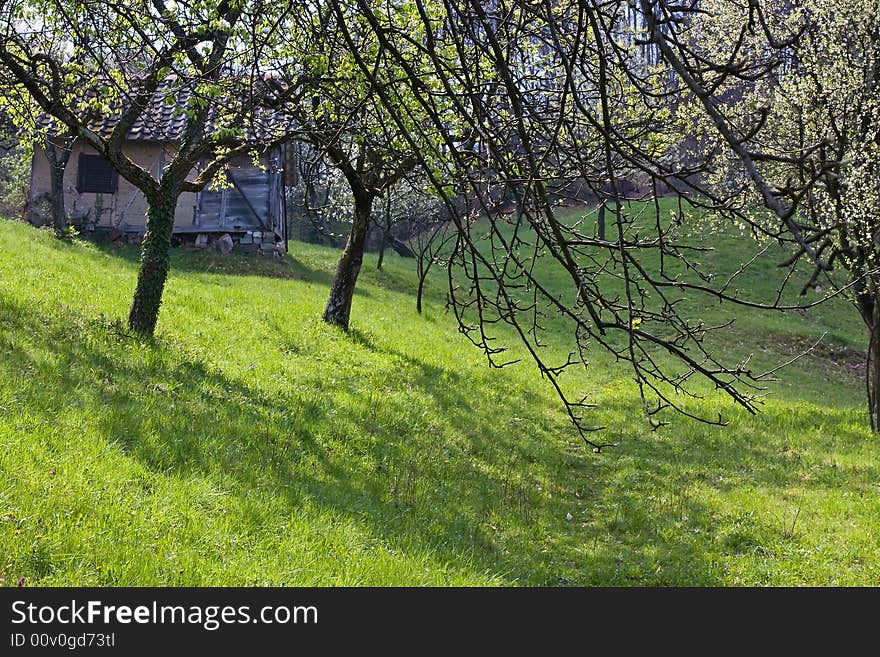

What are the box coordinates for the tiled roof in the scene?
[127,84,194,142]
[40,76,290,144]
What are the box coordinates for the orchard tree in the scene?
[645,0,880,429]
[270,3,418,330]
[336,0,838,445]
[0,58,73,235]
[0,0,302,336]
[403,189,453,314]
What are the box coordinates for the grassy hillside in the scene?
[0,215,877,586]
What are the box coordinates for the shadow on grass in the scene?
[5,225,877,583]
[85,234,428,303]
[85,236,336,287]
[7,294,875,586]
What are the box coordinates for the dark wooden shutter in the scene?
[76,154,117,194]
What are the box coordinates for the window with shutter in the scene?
[76,154,117,194]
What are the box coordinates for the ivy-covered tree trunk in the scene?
[323,193,374,330]
[128,179,180,336]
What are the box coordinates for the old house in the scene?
[27,87,288,254]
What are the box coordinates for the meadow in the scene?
[0,209,877,586]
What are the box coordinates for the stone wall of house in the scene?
[182,229,286,257]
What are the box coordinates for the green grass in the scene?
[0,212,877,586]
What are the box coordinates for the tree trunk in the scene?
[416,267,426,314]
[377,195,392,270]
[867,295,880,432]
[323,194,373,330]
[377,225,391,270]
[127,179,179,337]
[50,162,66,235]
[597,203,606,241]
[377,234,387,270]
[45,138,72,237]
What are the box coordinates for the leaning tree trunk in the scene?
[128,179,180,337]
[323,194,374,330]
